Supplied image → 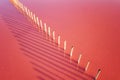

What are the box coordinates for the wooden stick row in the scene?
[11,0,101,79]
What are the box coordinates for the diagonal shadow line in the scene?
[10,29,57,50]
[3,17,37,31]
[3,16,33,28]
[13,33,88,75]
[8,26,38,37]
[30,61,69,80]
[6,20,49,41]
[8,25,62,54]
[8,25,43,39]
[1,11,26,22]
[7,24,42,36]
[13,33,72,65]
[0,7,20,16]
[2,14,36,28]
[22,49,77,80]
[17,38,76,70]
[11,31,47,46]
[8,25,45,39]
[1,10,37,27]
[7,19,94,79]
[0,1,84,79]
[30,62,65,80]
[14,34,71,64]
[4,17,50,39]
[9,30,63,56]
[18,38,93,79]
[36,76,46,80]
[21,49,86,80]
[19,40,77,71]
[21,44,91,78]
[8,23,61,47]
[8,25,38,36]
[3,15,55,41]
[5,20,47,40]
[1,14,28,25]
[1,5,93,79]
[19,42,91,80]
[33,67,55,80]
[9,28,61,51]
[7,21,93,79]
[12,31,83,72]
[3,10,37,29]
[8,24,37,34]
[2,14,24,22]
[11,30,59,51]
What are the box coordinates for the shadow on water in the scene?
[0,3,94,80]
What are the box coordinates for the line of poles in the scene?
[10,0,101,79]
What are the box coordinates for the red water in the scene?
[0,17,37,80]
[19,0,120,80]
[0,0,120,80]
[0,0,37,80]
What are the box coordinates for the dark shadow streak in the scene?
[21,49,86,80]
[20,43,90,80]
[13,33,92,78]
[0,5,94,79]
[30,62,65,80]
[6,19,94,79]
[33,67,55,80]
[10,29,63,53]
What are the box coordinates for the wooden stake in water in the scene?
[36,17,39,26]
[78,54,82,65]
[35,16,38,25]
[30,12,33,20]
[95,69,101,80]
[52,31,55,42]
[85,61,90,71]
[64,40,67,51]
[44,23,47,33]
[40,20,43,30]
[26,7,28,16]
[27,9,30,17]
[70,46,74,58]
[33,14,36,23]
[48,27,51,36]
[58,35,60,47]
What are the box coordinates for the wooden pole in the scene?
[64,40,66,51]
[70,46,74,58]
[78,54,82,65]
[48,27,51,37]
[85,61,90,71]
[40,20,43,30]
[95,69,101,80]
[52,31,55,42]
[58,35,60,47]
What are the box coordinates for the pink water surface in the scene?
[20,0,120,80]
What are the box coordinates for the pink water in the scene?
[19,0,120,80]
[0,0,120,80]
